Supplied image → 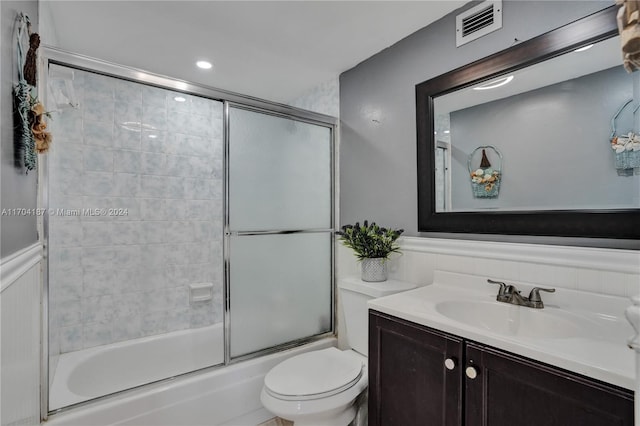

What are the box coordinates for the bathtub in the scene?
[47,327,335,425]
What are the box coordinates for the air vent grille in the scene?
[456,1,503,47]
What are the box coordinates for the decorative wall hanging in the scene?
[468,145,502,198]
[610,99,640,171]
[616,0,640,72]
[12,12,49,171]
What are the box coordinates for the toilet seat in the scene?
[264,347,364,401]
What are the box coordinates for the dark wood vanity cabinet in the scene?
[369,311,463,426]
[369,310,634,426]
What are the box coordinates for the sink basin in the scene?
[435,300,589,339]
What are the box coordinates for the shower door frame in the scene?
[39,46,338,420]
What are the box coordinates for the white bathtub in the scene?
[47,327,336,426]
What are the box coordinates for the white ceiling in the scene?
[44,1,466,104]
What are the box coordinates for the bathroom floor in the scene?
[258,418,293,426]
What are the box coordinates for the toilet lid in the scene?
[264,348,364,401]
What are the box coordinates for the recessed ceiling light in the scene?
[174,96,186,102]
[574,44,593,52]
[473,75,514,91]
[196,60,213,70]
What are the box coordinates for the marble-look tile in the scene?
[84,96,114,123]
[111,197,140,221]
[60,325,83,353]
[112,315,143,342]
[140,221,166,244]
[140,244,166,268]
[186,200,219,220]
[166,154,191,177]
[84,147,114,172]
[167,92,191,114]
[164,133,189,156]
[55,269,83,302]
[56,310,82,328]
[165,201,187,221]
[82,247,115,270]
[82,222,112,246]
[83,171,115,197]
[115,80,142,105]
[83,269,117,297]
[84,120,114,147]
[55,247,83,271]
[141,131,166,153]
[82,295,115,323]
[166,308,191,332]
[142,104,167,131]
[50,221,82,247]
[167,111,190,134]
[166,177,186,199]
[138,267,166,291]
[142,86,167,108]
[110,222,141,245]
[114,245,142,270]
[165,221,195,244]
[114,124,141,151]
[184,178,222,201]
[140,175,167,198]
[55,167,83,196]
[83,321,113,348]
[84,73,114,101]
[54,142,84,171]
[140,198,166,220]
[112,291,144,319]
[190,302,215,328]
[141,310,168,335]
[113,173,141,198]
[114,150,142,173]
[115,99,142,124]
[141,152,167,175]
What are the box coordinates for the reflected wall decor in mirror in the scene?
[416,6,640,241]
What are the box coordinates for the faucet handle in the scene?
[487,279,507,296]
[529,287,556,309]
[528,287,555,303]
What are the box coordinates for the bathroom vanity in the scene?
[367,272,635,426]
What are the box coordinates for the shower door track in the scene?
[39,46,337,421]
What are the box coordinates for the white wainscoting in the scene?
[1,243,43,426]
[336,236,640,347]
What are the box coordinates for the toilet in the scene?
[260,278,416,426]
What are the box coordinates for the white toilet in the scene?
[260,278,416,426]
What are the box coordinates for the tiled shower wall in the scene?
[48,67,224,355]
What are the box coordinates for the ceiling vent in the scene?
[456,1,502,47]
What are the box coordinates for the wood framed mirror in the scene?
[416,6,640,241]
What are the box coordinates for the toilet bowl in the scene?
[260,347,367,426]
[260,278,416,426]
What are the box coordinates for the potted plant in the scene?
[337,220,403,282]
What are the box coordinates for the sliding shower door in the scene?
[47,65,225,409]
[228,107,333,358]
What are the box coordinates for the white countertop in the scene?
[367,271,636,390]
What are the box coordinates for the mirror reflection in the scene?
[434,36,640,212]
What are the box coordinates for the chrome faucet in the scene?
[487,279,555,309]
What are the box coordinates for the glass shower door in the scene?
[228,107,333,358]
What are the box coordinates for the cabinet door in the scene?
[369,311,463,426]
[465,342,634,426]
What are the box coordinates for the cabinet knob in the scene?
[444,358,456,370]
[465,365,479,379]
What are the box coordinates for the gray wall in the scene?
[339,0,611,236]
[449,66,638,211]
[1,1,39,258]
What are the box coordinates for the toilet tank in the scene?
[338,278,416,356]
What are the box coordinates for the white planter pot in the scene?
[361,257,388,282]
